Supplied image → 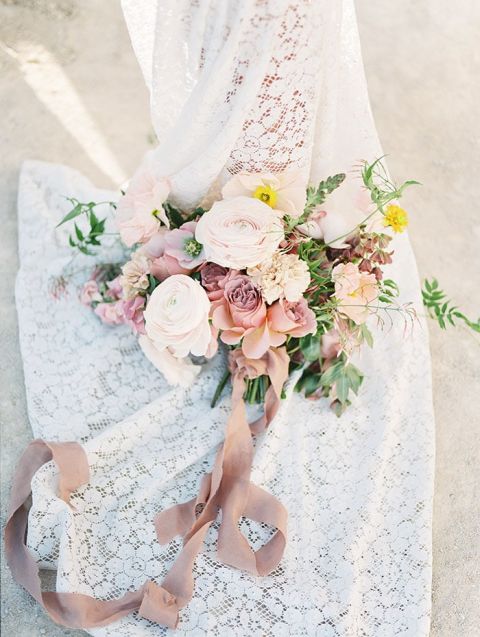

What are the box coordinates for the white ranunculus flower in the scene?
[138,335,201,387]
[143,274,211,358]
[195,196,284,269]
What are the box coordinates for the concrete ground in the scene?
[0,1,478,635]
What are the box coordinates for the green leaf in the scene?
[163,203,185,228]
[74,223,84,241]
[320,359,344,386]
[360,324,374,348]
[300,334,321,362]
[56,203,83,227]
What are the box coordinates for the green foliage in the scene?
[163,202,185,228]
[361,157,420,213]
[146,274,161,296]
[57,198,115,256]
[304,173,346,216]
[378,278,400,305]
[299,333,321,362]
[294,353,364,416]
[422,279,480,332]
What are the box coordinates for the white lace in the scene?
[17,1,435,635]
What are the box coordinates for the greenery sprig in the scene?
[303,173,346,218]
[57,198,116,256]
[422,279,480,332]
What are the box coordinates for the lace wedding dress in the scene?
[13,1,435,635]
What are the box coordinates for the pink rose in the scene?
[332,261,378,325]
[94,301,125,325]
[80,280,102,306]
[195,197,284,269]
[268,297,317,339]
[164,221,206,269]
[122,296,146,334]
[117,156,170,247]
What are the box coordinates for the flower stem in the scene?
[210,369,231,408]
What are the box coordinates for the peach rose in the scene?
[268,297,317,339]
[222,170,307,218]
[144,274,211,358]
[332,262,378,325]
[195,197,284,269]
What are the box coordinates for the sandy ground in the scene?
[0,1,478,635]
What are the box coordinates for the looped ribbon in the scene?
[5,347,290,630]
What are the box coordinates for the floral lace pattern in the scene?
[16,0,435,635]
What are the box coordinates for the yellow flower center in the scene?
[253,185,278,208]
[383,204,409,233]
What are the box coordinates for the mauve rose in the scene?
[225,277,266,328]
[201,264,240,303]
[201,264,228,299]
[212,275,266,345]
[122,296,146,334]
[268,297,317,339]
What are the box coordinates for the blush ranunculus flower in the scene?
[138,335,201,387]
[268,297,317,339]
[144,274,211,358]
[332,262,379,325]
[222,170,307,218]
[116,159,170,247]
[195,197,284,269]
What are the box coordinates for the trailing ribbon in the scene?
[5,347,290,630]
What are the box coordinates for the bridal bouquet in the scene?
[63,157,418,416]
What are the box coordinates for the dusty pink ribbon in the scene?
[5,347,290,630]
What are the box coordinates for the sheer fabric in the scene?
[16,1,435,635]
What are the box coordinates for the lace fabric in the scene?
[15,0,435,634]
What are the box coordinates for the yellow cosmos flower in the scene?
[253,184,278,208]
[383,204,409,233]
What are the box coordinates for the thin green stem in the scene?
[210,369,231,408]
